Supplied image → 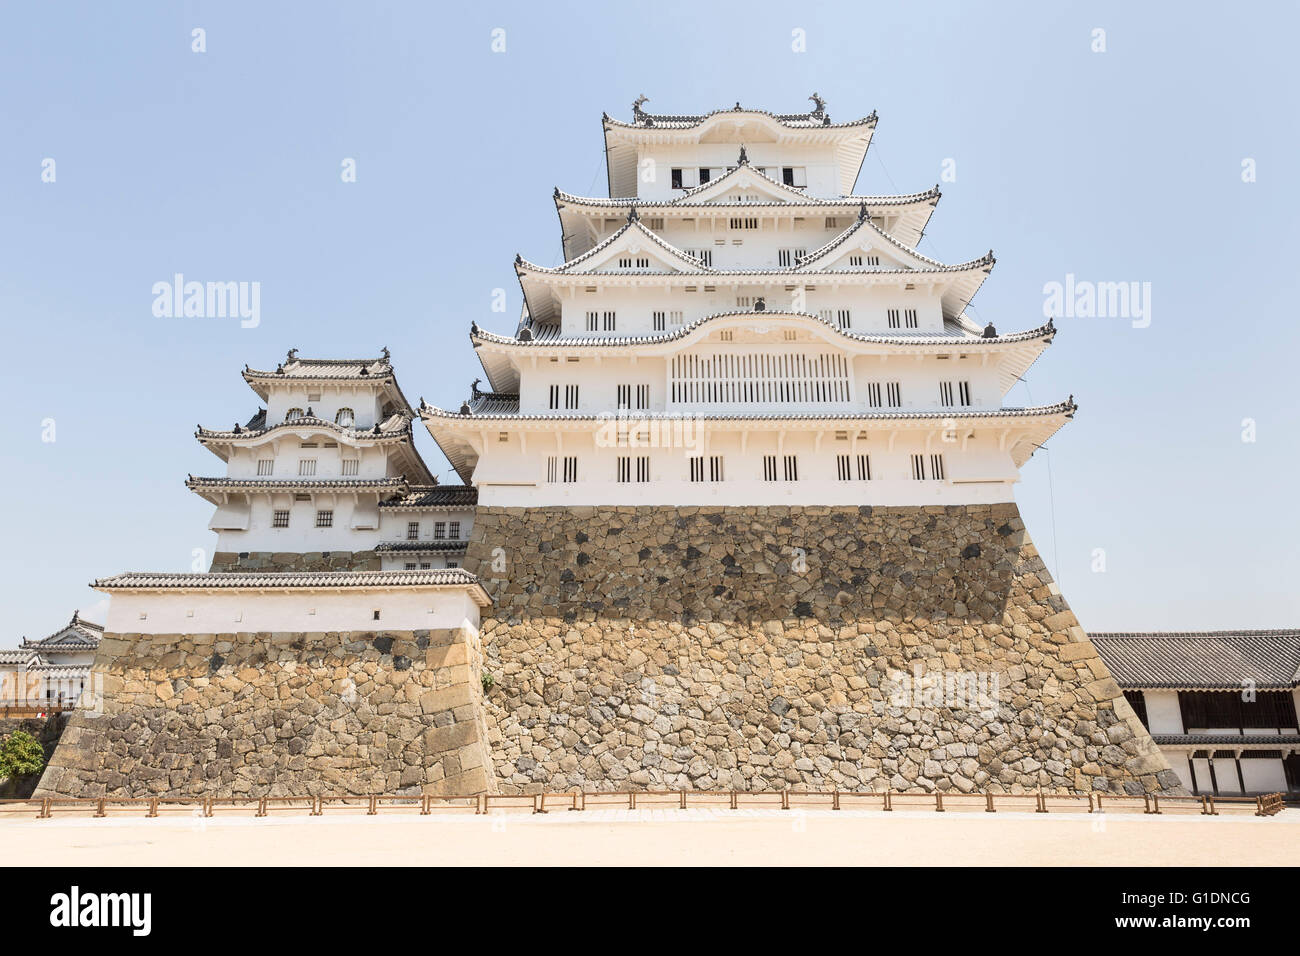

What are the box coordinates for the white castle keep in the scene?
[192,350,476,572]
[421,96,1071,507]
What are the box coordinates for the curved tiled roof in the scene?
[554,184,939,210]
[475,311,1053,350]
[93,568,489,602]
[380,485,478,509]
[196,413,413,443]
[521,213,709,275]
[1092,631,1300,689]
[185,476,408,494]
[20,611,104,651]
[241,348,419,418]
[794,206,993,274]
[425,397,1076,424]
[604,104,877,131]
[1151,734,1300,746]
[374,541,470,554]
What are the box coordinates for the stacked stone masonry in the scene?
[465,504,1183,796]
[36,627,495,798]
[210,550,380,573]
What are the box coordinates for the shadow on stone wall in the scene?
[2,714,68,798]
[464,504,1181,797]
[35,629,494,799]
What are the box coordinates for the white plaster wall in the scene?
[1144,690,1184,735]
[555,284,947,337]
[103,587,482,636]
[264,384,387,429]
[1240,759,1288,793]
[636,144,842,201]
[225,441,393,480]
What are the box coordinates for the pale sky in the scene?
[2,0,1296,640]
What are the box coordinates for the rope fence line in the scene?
[0,788,1287,820]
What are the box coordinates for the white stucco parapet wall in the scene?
[94,570,490,636]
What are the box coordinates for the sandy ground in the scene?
[2,807,1297,865]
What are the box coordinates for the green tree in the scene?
[0,730,45,780]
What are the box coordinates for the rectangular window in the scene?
[685,249,713,266]
[585,311,598,332]
[617,384,632,409]
[446,561,458,569]
[783,455,798,481]
[315,510,333,528]
[904,308,919,329]
[781,166,807,188]
[887,308,900,329]
[777,248,807,268]
[341,459,359,476]
[729,217,758,230]
[939,381,972,407]
[565,385,579,409]
[547,456,558,482]
[562,456,578,482]
[911,454,926,480]
[420,562,432,570]
[272,510,290,528]
[653,310,666,331]
[298,459,316,476]
[434,521,446,539]
[940,381,954,406]
[709,456,723,481]
[407,521,419,540]
[856,454,871,481]
[549,384,560,409]
[257,459,274,476]
[405,562,417,570]
[836,309,851,329]
[619,456,650,483]
[636,384,650,409]
[930,454,945,480]
[866,382,882,407]
[886,382,902,407]
[671,310,684,325]
[762,455,778,482]
[603,311,616,330]
[959,381,971,406]
[449,520,461,539]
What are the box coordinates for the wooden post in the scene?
[832,789,840,811]
[781,790,790,810]
[1035,788,1047,813]
[419,795,430,816]
[1152,794,1161,815]
[39,798,51,819]
[679,790,687,809]
[628,791,635,810]
[883,788,892,812]
[986,791,995,813]
[1142,793,1152,815]
[730,789,737,810]
[147,798,158,818]
[366,795,376,816]
[256,797,267,818]
[94,798,106,818]
[935,792,944,813]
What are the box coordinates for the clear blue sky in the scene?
[2,1,1296,640]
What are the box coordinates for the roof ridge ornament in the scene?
[627,205,639,223]
[754,296,765,312]
[858,202,869,221]
[632,94,649,123]
[982,321,998,338]
[471,378,483,399]
[738,144,749,166]
[734,101,742,111]
[381,346,390,362]
[286,348,298,363]
[809,92,826,118]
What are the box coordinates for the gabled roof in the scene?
[195,413,435,484]
[471,311,1054,395]
[379,484,479,510]
[423,398,1075,480]
[1092,630,1300,690]
[20,611,104,652]
[242,348,418,416]
[185,476,408,502]
[602,97,877,196]
[518,211,709,276]
[0,649,41,667]
[93,569,492,605]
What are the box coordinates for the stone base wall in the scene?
[35,627,495,799]
[0,715,68,798]
[465,504,1181,796]
[210,550,380,573]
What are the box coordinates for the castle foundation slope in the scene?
[465,504,1182,796]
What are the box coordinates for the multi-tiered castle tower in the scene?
[428,98,1177,796]
[194,349,476,572]
[424,99,1069,505]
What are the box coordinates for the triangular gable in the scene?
[796,213,954,273]
[556,217,709,274]
[674,164,810,205]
